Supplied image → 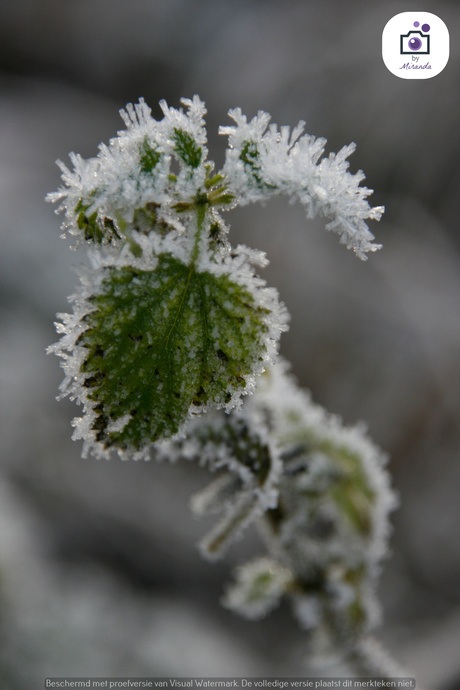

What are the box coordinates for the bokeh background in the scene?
[0,1,459,688]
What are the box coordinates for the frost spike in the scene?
[220,108,383,259]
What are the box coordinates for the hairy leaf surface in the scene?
[78,254,270,452]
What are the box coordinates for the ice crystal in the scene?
[47,96,212,247]
[220,109,383,259]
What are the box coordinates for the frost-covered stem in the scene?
[191,193,208,264]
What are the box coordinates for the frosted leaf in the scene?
[220,109,383,259]
[158,409,283,557]
[222,557,293,620]
[159,355,395,639]
[50,241,287,459]
[190,473,241,516]
[198,494,264,561]
[244,360,398,639]
[159,95,208,150]
[219,109,275,203]
[49,95,383,260]
[47,97,211,247]
[180,360,396,638]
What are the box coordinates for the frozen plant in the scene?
[48,96,400,674]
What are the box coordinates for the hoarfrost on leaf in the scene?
[47,95,399,673]
[242,360,397,640]
[222,557,293,620]
[48,93,385,475]
[50,238,288,460]
[157,407,283,558]
[220,107,383,259]
[156,356,396,647]
[178,360,396,643]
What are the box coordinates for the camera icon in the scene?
[383,13,449,79]
[400,29,430,54]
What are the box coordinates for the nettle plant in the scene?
[48,96,400,674]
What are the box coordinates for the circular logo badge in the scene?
[382,12,449,79]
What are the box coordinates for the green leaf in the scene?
[189,416,273,486]
[139,136,161,173]
[240,140,263,184]
[313,441,375,537]
[75,199,120,244]
[240,140,276,191]
[172,128,203,168]
[78,254,271,453]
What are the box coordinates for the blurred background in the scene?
[0,1,459,687]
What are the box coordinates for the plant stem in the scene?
[191,196,207,264]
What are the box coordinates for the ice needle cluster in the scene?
[220,108,384,260]
[48,97,394,665]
